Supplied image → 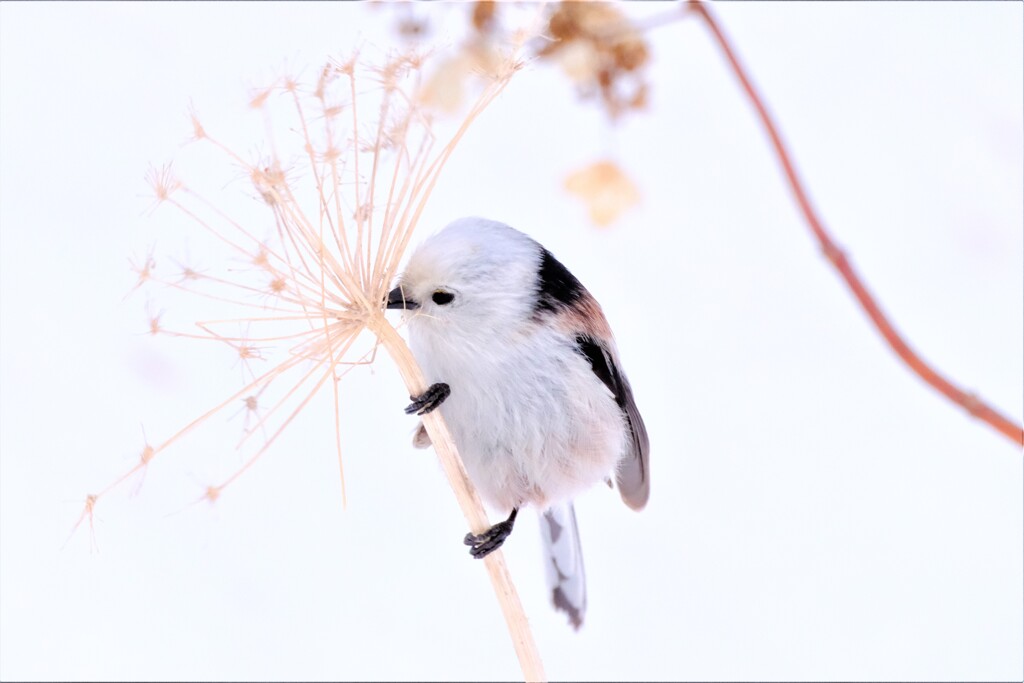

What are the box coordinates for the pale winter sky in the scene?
[1,2,1021,681]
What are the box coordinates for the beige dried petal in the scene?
[418,43,507,114]
[557,40,601,85]
[564,160,640,227]
[248,87,273,109]
[575,2,626,34]
[418,54,473,113]
[466,41,504,80]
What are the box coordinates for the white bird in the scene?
[386,217,649,629]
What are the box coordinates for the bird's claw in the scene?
[404,382,450,415]
[463,508,518,559]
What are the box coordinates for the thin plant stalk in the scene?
[368,316,546,682]
[686,1,1023,446]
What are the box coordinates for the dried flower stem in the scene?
[688,1,1023,446]
[369,316,546,682]
[96,35,549,679]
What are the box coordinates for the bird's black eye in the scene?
[432,290,455,305]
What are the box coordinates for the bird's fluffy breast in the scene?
[408,321,629,511]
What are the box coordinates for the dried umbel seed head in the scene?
[146,164,182,204]
[89,38,529,530]
[268,276,288,295]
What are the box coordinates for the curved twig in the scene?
[688,1,1023,447]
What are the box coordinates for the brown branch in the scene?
[688,1,1023,447]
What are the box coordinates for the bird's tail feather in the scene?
[540,502,587,630]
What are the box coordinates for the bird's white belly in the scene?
[412,329,627,512]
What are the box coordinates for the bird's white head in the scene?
[386,217,543,339]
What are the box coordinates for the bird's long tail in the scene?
[540,502,587,630]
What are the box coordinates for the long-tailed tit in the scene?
[386,217,650,629]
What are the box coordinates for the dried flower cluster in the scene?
[78,27,552,678]
[535,2,650,119]
[80,45,523,534]
[384,2,650,226]
[402,2,652,120]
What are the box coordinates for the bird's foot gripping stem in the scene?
[404,382,450,416]
[464,508,518,559]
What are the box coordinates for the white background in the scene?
[1,2,1021,681]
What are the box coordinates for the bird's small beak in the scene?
[385,286,419,310]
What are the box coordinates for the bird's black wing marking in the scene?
[574,335,650,510]
[534,248,584,316]
[574,335,624,406]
